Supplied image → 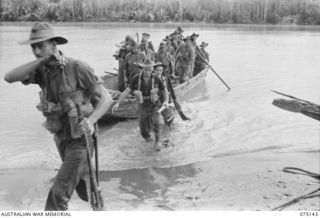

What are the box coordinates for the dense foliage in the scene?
[1,0,320,25]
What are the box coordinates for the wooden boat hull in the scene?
[101,68,208,119]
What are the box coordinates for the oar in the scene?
[166,77,190,121]
[195,46,231,91]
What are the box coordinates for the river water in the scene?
[0,23,319,173]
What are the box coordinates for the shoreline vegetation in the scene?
[1,0,320,25]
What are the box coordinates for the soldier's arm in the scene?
[117,87,132,103]
[88,84,113,124]
[190,47,196,61]
[4,57,48,83]
[112,87,132,112]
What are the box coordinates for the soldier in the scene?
[112,59,169,151]
[139,39,155,61]
[169,32,179,51]
[114,35,134,91]
[4,22,113,210]
[174,36,195,83]
[190,32,199,45]
[194,41,209,76]
[153,62,175,127]
[155,41,175,78]
[174,26,184,43]
[140,32,155,52]
[162,36,175,56]
[123,40,147,85]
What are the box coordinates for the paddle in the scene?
[166,76,190,121]
[195,46,231,91]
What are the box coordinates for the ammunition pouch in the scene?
[133,90,143,104]
[37,91,63,134]
[37,90,94,138]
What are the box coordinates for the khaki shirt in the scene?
[155,52,174,76]
[123,51,147,80]
[23,58,98,105]
[23,57,99,138]
[175,43,195,64]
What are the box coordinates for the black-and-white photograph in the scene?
[0,0,319,215]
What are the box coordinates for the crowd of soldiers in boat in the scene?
[108,26,210,151]
[112,25,210,92]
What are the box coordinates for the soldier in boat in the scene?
[139,32,155,52]
[155,41,175,78]
[114,35,134,91]
[174,36,195,83]
[194,41,209,76]
[123,40,147,86]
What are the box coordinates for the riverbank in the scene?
[1,0,320,25]
[0,150,318,211]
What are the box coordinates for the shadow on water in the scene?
[100,163,199,207]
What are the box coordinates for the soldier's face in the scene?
[31,40,56,59]
[159,46,166,52]
[143,67,153,77]
[154,66,164,77]
[142,36,149,42]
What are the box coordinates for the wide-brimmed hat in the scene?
[200,41,208,47]
[19,22,68,45]
[190,32,199,38]
[159,41,167,48]
[142,33,150,37]
[183,36,192,42]
[137,59,155,68]
[154,62,165,68]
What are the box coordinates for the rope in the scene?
[282,167,320,180]
[272,188,320,211]
[271,167,320,211]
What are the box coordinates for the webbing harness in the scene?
[138,73,155,100]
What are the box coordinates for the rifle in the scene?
[76,104,104,211]
[195,45,231,91]
[166,76,190,121]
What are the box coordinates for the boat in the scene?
[100,67,208,119]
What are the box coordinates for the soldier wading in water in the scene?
[112,59,169,151]
[4,22,113,210]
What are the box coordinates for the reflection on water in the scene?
[100,163,198,207]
